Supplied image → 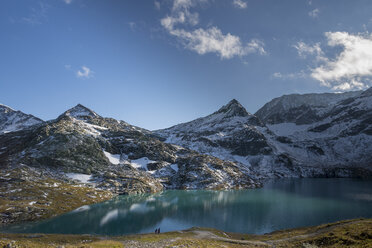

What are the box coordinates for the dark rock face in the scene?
[216,128,272,156]
[214,99,250,118]
[258,104,322,125]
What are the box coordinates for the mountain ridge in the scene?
[1,88,371,227]
[1,88,371,181]
[255,90,362,125]
[0,104,44,134]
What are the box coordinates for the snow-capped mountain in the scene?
[263,87,372,174]
[1,87,371,195]
[1,89,370,227]
[156,89,372,178]
[0,104,44,134]
[0,104,259,196]
[155,99,300,178]
[255,91,362,125]
[155,99,269,157]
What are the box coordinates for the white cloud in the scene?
[167,27,265,59]
[63,0,73,4]
[272,71,307,80]
[161,0,265,59]
[77,66,93,79]
[311,32,372,90]
[233,0,247,9]
[154,1,161,10]
[293,41,324,60]
[64,64,72,70]
[172,0,194,11]
[331,79,366,91]
[308,8,319,18]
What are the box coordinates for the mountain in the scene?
[156,89,372,178]
[155,99,299,178]
[0,104,44,134]
[255,91,362,125]
[256,88,372,177]
[1,88,371,226]
[155,99,268,156]
[0,103,260,225]
[0,104,259,193]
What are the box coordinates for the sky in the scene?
[1,0,372,130]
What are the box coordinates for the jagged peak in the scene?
[214,99,250,117]
[0,103,17,112]
[0,103,43,121]
[62,104,99,120]
[0,103,11,108]
[361,86,372,97]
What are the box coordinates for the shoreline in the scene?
[0,218,371,247]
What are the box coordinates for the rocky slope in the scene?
[261,87,372,175]
[0,104,259,193]
[0,164,113,226]
[156,88,372,178]
[0,104,43,134]
[255,91,361,125]
[155,99,302,178]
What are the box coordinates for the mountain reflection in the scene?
[5,179,372,235]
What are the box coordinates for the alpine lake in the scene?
[3,178,372,236]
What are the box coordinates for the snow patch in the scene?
[103,151,121,165]
[130,157,154,170]
[66,173,92,183]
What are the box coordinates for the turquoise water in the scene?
[4,178,372,235]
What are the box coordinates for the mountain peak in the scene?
[0,103,15,112]
[0,103,44,134]
[361,86,372,97]
[215,99,249,117]
[62,104,99,120]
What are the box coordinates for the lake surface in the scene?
[4,178,372,235]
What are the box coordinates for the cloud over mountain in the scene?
[311,32,372,90]
[161,0,265,59]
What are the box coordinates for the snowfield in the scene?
[65,173,92,183]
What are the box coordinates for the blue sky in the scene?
[1,0,372,130]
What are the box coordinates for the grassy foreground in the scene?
[0,218,371,247]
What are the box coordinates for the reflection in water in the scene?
[4,178,372,235]
[100,209,119,226]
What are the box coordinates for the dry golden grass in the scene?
[0,218,371,248]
